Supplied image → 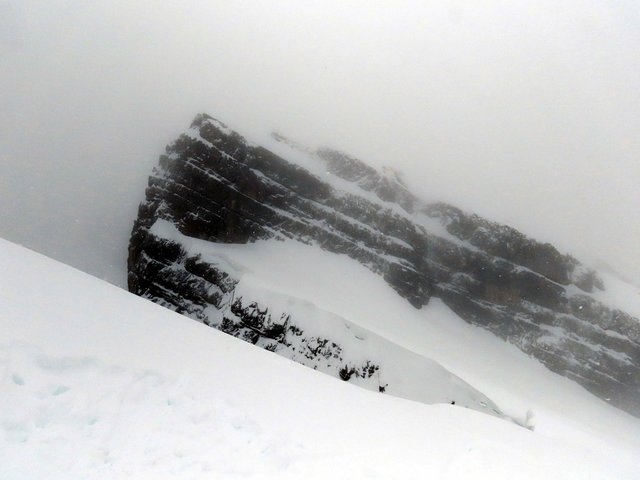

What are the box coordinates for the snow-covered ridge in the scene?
[147,218,503,418]
[128,113,640,417]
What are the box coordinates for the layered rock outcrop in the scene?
[129,113,640,416]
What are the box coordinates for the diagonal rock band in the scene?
[128,113,640,418]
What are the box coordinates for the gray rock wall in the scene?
[129,113,640,416]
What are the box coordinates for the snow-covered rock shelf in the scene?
[128,114,640,416]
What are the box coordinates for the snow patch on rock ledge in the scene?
[147,218,504,418]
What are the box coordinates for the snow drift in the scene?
[2,239,640,479]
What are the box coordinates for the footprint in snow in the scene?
[51,385,70,396]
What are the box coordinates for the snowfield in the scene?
[147,219,505,419]
[1,237,639,479]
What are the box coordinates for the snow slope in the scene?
[1,238,639,479]
[148,218,640,456]
[147,219,504,418]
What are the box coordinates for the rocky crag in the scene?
[128,113,640,416]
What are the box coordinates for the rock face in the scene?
[131,218,504,418]
[129,113,640,417]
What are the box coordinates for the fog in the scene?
[1,0,639,287]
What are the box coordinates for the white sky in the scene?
[1,0,639,286]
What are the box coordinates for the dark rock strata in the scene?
[129,113,640,416]
[130,227,383,385]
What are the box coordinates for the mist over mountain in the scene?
[2,3,640,475]
[1,0,639,287]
